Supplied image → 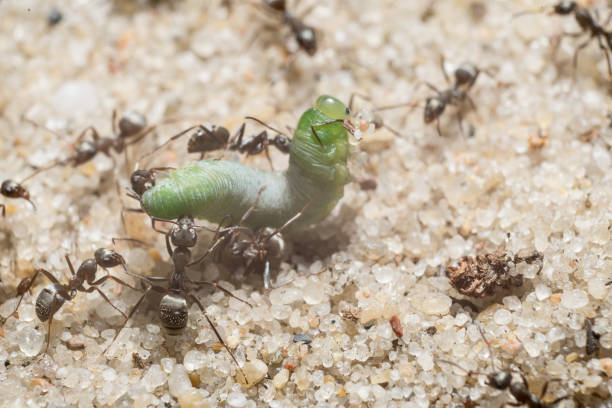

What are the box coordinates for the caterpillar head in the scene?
[315,95,349,121]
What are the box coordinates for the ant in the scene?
[515,1,612,78]
[187,187,306,289]
[105,214,251,379]
[376,56,485,137]
[0,154,64,216]
[144,117,291,170]
[0,178,37,217]
[437,324,571,407]
[0,247,137,352]
[22,110,155,170]
[261,0,318,56]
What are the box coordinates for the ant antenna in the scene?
[245,116,287,136]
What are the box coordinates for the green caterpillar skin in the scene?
[141,95,350,231]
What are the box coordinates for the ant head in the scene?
[172,246,192,269]
[173,216,197,248]
[130,169,156,197]
[454,64,479,88]
[36,283,67,322]
[94,248,125,269]
[554,1,576,15]
[264,0,286,12]
[488,370,512,390]
[159,293,188,335]
[424,97,445,123]
[118,111,147,138]
[272,134,291,153]
[1,179,28,199]
[264,229,285,259]
[296,27,317,56]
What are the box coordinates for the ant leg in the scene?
[165,230,174,257]
[595,35,612,76]
[90,274,140,293]
[310,119,347,147]
[75,126,100,143]
[104,285,154,354]
[263,144,274,171]
[111,110,118,135]
[424,81,441,93]
[435,118,443,137]
[238,185,266,226]
[45,316,53,353]
[456,111,466,138]
[465,94,477,111]
[439,54,450,84]
[265,202,309,242]
[263,259,271,290]
[187,293,248,382]
[84,286,128,318]
[572,38,593,79]
[228,123,246,151]
[538,378,563,399]
[0,204,4,217]
[187,279,252,307]
[125,125,158,147]
[139,125,202,161]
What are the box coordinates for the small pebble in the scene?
[293,333,312,344]
[272,368,289,389]
[236,359,268,387]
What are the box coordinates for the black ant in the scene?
[185,186,306,289]
[143,117,291,170]
[105,214,251,379]
[515,1,612,77]
[0,178,36,217]
[437,324,571,407]
[22,110,155,171]
[376,57,485,137]
[261,0,317,56]
[0,247,137,352]
[0,155,64,216]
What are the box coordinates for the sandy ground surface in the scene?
[0,0,611,407]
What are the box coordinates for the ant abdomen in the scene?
[35,284,67,322]
[159,293,188,335]
[1,180,29,200]
[118,111,147,139]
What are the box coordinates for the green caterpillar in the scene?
[138,95,352,231]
